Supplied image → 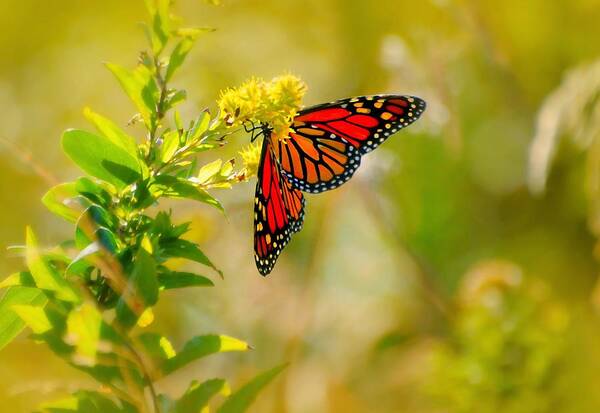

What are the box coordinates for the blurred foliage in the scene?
[2,0,600,412]
[428,261,569,413]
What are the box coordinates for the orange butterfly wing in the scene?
[254,139,305,275]
[252,95,426,274]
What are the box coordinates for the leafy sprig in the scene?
[0,1,285,412]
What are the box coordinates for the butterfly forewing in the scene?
[254,139,305,275]
[274,95,426,193]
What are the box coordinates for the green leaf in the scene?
[42,183,86,223]
[74,208,119,253]
[217,365,287,413]
[174,27,216,38]
[75,177,114,207]
[161,238,221,275]
[62,129,142,189]
[166,38,195,82]
[188,111,211,142]
[220,159,234,177]
[163,334,249,374]
[83,108,141,162]
[144,0,171,54]
[132,250,159,305]
[160,130,180,163]
[197,159,223,184]
[106,63,159,128]
[165,89,187,110]
[66,303,103,365]
[137,332,176,362]
[85,204,117,230]
[174,379,229,413]
[12,304,52,334]
[96,229,118,256]
[116,249,158,329]
[40,390,129,413]
[158,271,214,290]
[26,227,80,303]
[86,229,116,254]
[153,175,223,211]
[0,271,35,289]
[174,111,183,131]
[0,287,47,350]
[66,242,99,276]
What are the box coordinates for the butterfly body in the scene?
[253,94,426,275]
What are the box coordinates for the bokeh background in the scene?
[2,0,600,411]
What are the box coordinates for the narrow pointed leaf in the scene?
[166,90,187,110]
[163,334,249,374]
[146,0,171,54]
[189,112,211,142]
[174,379,228,413]
[158,271,214,290]
[217,365,287,413]
[40,390,129,413]
[160,130,180,163]
[153,175,223,211]
[174,27,216,38]
[166,37,195,82]
[138,332,176,362]
[161,239,221,275]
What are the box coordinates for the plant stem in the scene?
[126,340,162,413]
[114,50,170,413]
[148,55,169,157]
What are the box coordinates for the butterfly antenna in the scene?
[243,120,254,133]
[243,120,262,142]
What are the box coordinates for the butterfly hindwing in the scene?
[254,139,305,275]
[275,95,426,193]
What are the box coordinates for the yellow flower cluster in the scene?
[217,74,307,139]
[238,140,263,179]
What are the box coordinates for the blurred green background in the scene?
[3,0,600,411]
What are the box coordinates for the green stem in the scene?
[126,340,162,413]
[147,55,169,160]
[115,51,170,413]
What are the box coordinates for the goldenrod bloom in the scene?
[218,74,307,140]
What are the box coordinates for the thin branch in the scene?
[124,339,162,413]
[0,137,59,185]
[147,55,170,159]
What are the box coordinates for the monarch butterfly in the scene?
[252,95,426,275]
